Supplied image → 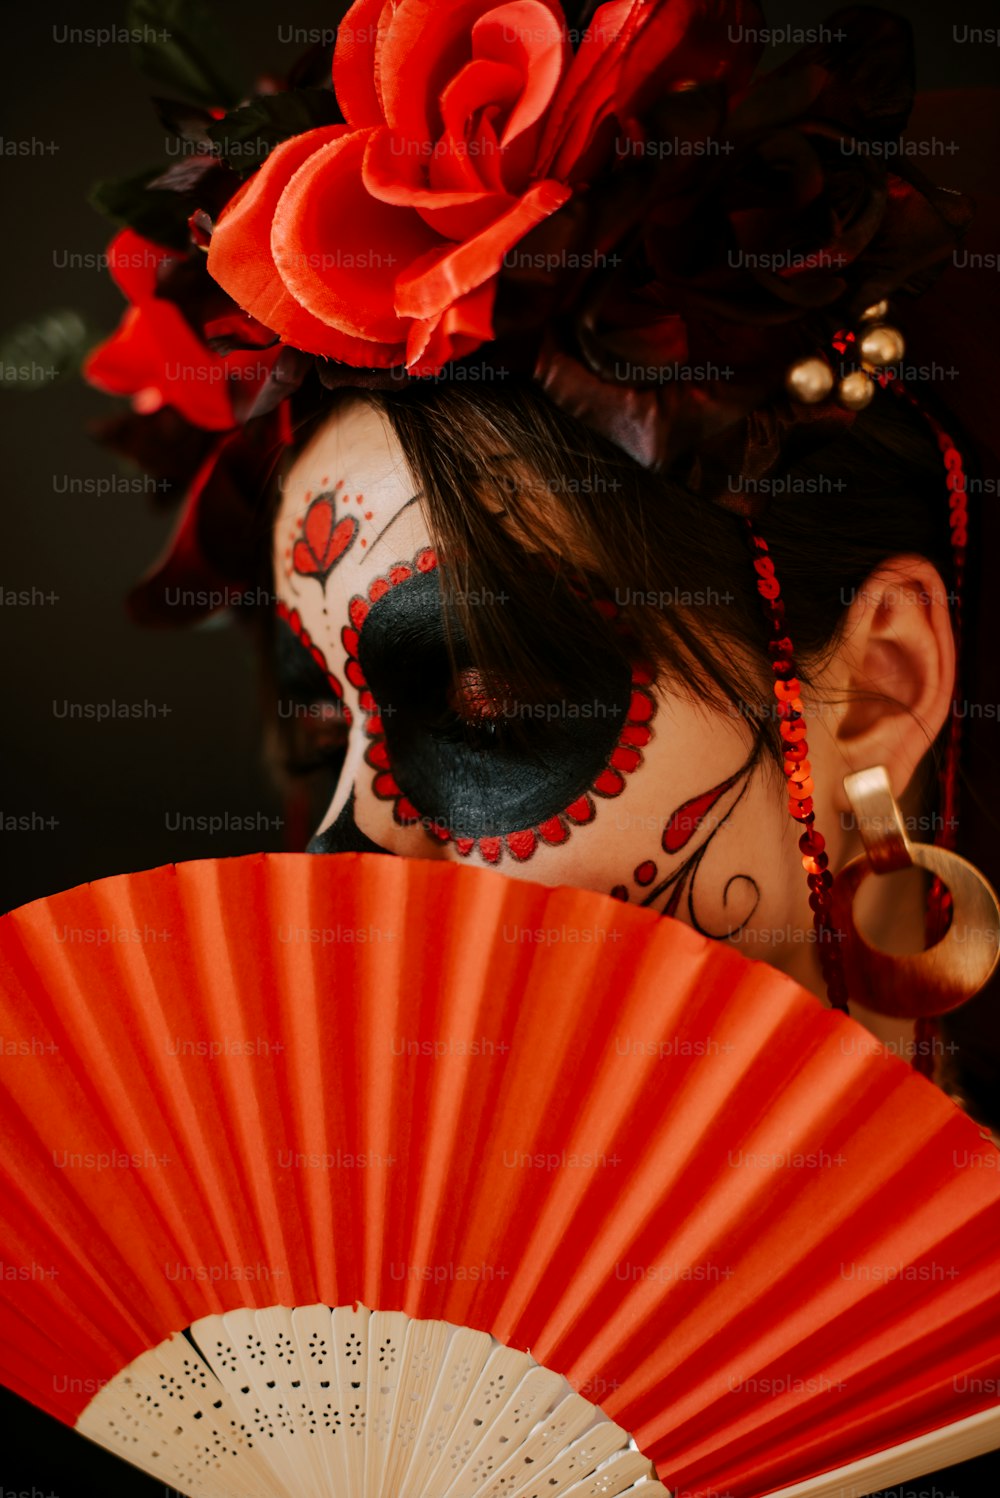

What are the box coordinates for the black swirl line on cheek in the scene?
[611,745,763,941]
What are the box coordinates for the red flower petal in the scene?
[295,508,358,578]
[84,302,236,431]
[406,279,498,373]
[635,859,657,886]
[208,126,405,364]
[346,660,368,688]
[106,228,174,303]
[540,0,746,184]
[304,499,336,563]
[363,119,508,222]
[471,0,568,150]
[84,307,156,397]
[436,61,520,194]
[123,436,227,622]
[454,836,476,857]
[378,0,504,139]
[349,597,370,630]
[333,0,390,127]
[374,772,400,797]
[537,815,569,845]
[395,178,571,321]
[537,0,640,179]
[369,578,390,602]
[125,411,289,625]
[395,797,422,822]
[274,129,441,344]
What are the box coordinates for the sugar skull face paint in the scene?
[338,549,656,864]
[272,398,813,980]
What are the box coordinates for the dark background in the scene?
[2,0,1000,1493]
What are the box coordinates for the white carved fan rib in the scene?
[76,1303,672,1498]
[77,1331,281,1497]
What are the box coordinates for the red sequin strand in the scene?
[744,519,849,1012]
[887,378,968,1076]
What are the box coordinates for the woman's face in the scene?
[273,400,822,989]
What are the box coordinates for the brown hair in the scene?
[357,377,956,777]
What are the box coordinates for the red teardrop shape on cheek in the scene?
[662,774,737,855]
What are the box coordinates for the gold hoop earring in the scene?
[828,766,1000,1018]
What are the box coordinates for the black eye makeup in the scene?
[340,549,657,864]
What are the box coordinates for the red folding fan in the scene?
[1,851,998,1498]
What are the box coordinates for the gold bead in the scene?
[858,324,905,366]
[859,299,889,323]
[838,370,874,409]
[785,356,835,404]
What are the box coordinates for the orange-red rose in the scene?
[207,0,743,373]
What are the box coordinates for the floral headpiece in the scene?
[81,0,970,621]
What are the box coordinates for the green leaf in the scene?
[126,0,242,109]
[89,167,193,250]
[208,88,344,174]
[0,310,94,390]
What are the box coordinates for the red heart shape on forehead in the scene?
[293,498,358,582]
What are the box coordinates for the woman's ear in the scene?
[816,555,956,811]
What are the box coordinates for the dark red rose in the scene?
[536,6,972,471]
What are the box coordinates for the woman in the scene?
[268,372,966,1068]
[76,0,995,1093]
[4,3,1000,1495]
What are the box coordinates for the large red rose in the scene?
[207,0,758,374]
[85,229,282,431]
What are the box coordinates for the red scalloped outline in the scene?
[341,549,657,865]
[276,598,353,727]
